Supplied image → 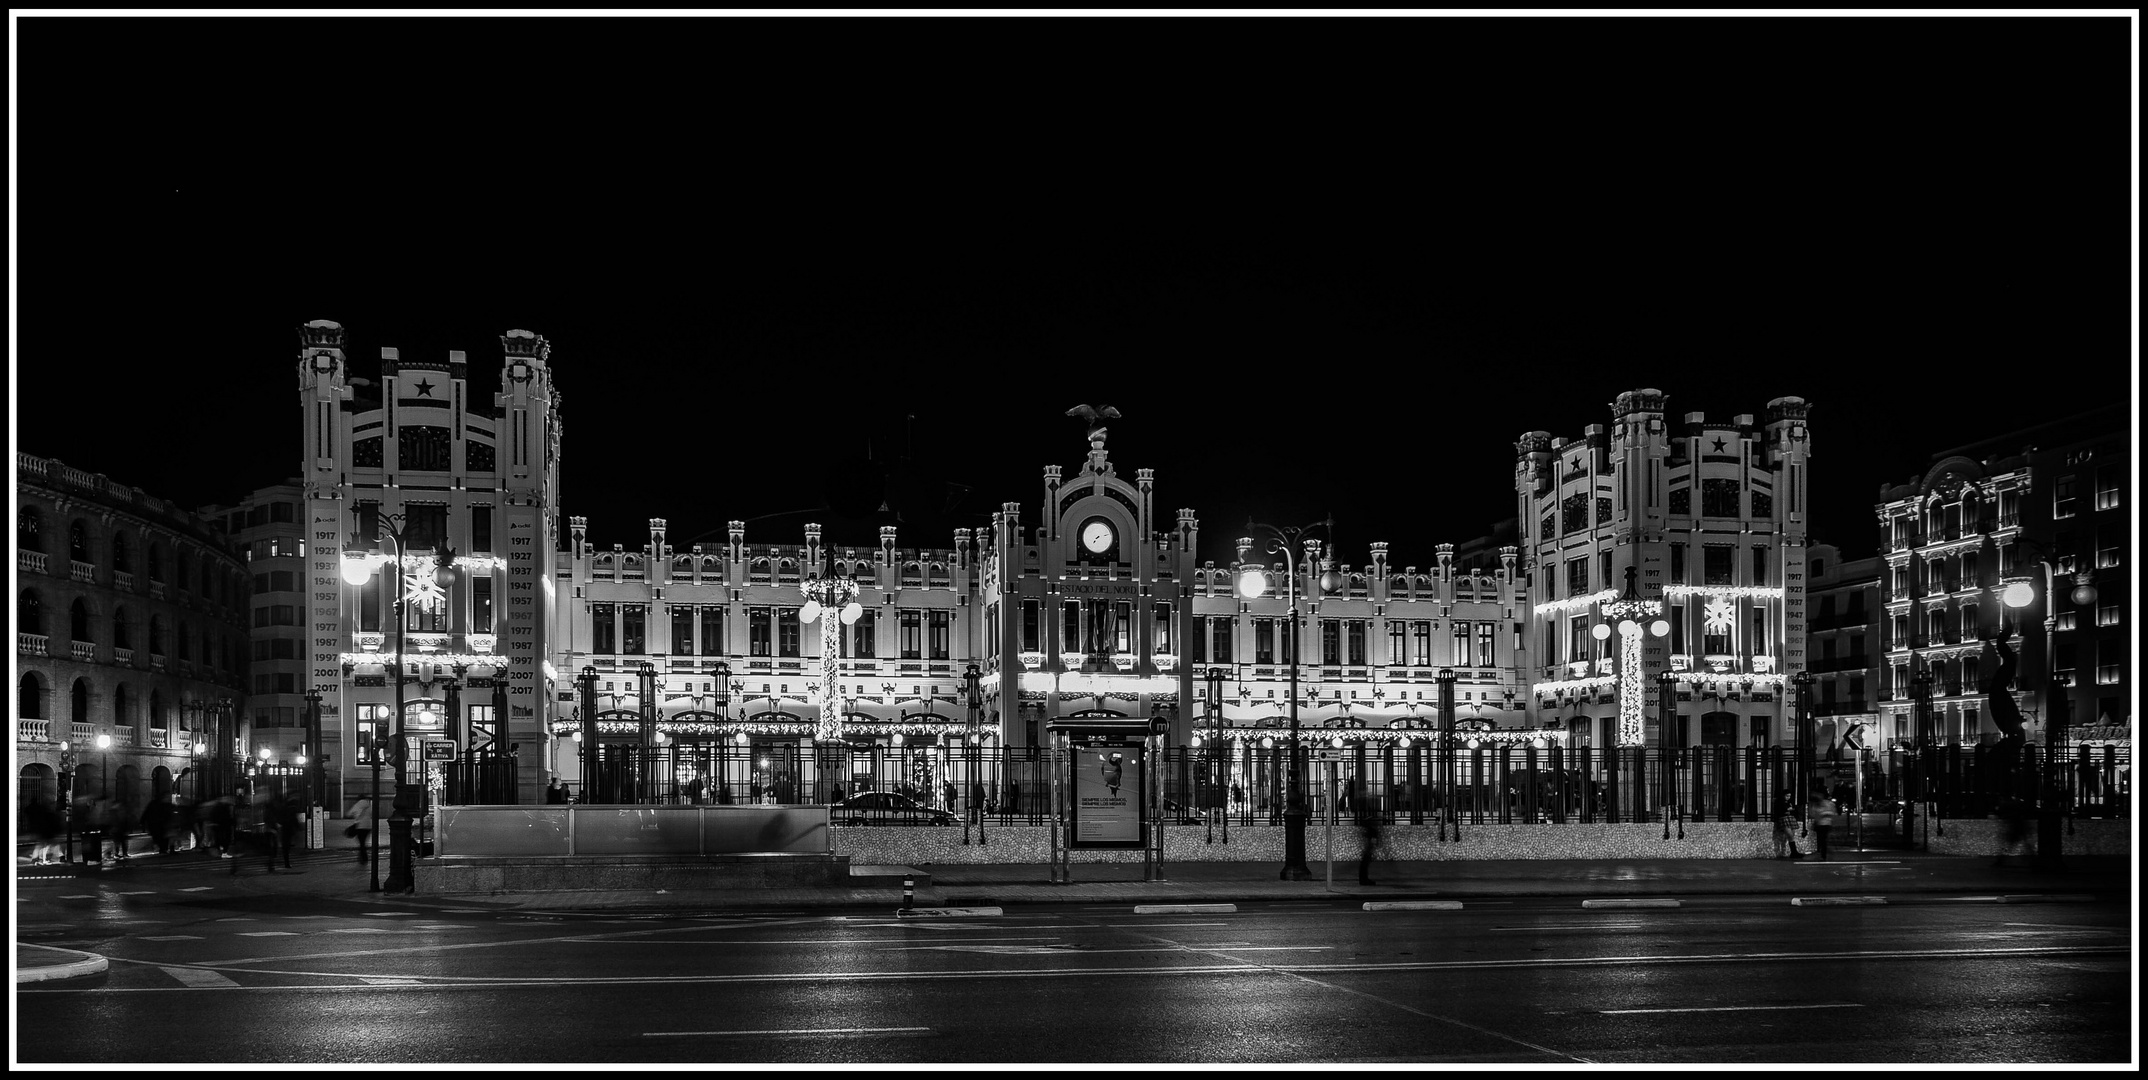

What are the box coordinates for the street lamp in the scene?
[1200,665,1228,844]
[799,552,863,804]
[342,512,457,894]
[963,662,985,845]
[1237,517,1339,881]
[2001,553,2097,868]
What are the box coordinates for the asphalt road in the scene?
[15,859,2133,1065]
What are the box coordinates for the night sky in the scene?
[14,15,2133,569]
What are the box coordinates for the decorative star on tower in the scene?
[414,378,436,397]
[1711,436,1727,453]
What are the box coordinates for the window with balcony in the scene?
[19,589,43,635]
[18,507,42,553]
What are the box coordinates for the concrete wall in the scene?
[1915,817,2131,857]
[832,822,1784,864]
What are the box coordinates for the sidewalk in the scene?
[18,845,2131,983]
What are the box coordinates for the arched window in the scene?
[111,531,131,573]
[19,672,44,719]
[113,684,132,729]
[69,520,92,563]
[71,678,90,726]
[176,621,190,661]
[148,615,165,656]
[149,689,165,734]
[147,543,164,583]
[18,507,42,553]
[69,599,91,643]
[19,590,43,636]
[112,607,131,649]
[176,551,191,592]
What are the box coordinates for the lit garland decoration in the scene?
[1663,585,1785,602]
[1533,589,1618,619]
[1596,569,1669,748]
[799,572,863,743]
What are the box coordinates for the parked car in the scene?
[829,790,957,826]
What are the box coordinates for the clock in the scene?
[1080,518,1115,555]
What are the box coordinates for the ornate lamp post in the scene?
[799,555,863,804]
[95,732,112,861]
[2002,557,2097,868]
[1200,665,1227,844]
[1592,567,1671,748]
[58,741,78,863]
[963,662,985,845]
[342,513,457,894]
[1237,517,1338,881]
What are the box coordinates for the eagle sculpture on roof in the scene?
[1067,404,1121,441]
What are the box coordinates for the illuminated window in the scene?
[2094,464,2120,511]
[776,607,799,657]
[356,703,391,765]
[931,609,952,660]
[591,604,616,654]
[2053,476,2078,519]
[1412,621,1431,666]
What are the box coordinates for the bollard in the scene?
[903,876,914,911]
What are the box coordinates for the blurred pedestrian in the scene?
[546,778,566,805]
[1993,795,2032,866]
[1355,794,1386,886]
[1807,789,1837,862]
[1771,792,1802,859]
[106,797,137,862]
[273,793,302,868]
[27,797,63,865]
[84,794,113,866]
[203,794,236,859]
[348,796,376,866]
[684,772,705,805]
[141,796,175,856]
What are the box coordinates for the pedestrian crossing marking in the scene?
[161,966,240,988]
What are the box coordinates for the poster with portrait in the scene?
[1070,735,1145,848]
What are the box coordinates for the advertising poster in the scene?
[1071,738,1144,848]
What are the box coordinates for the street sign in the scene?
[423,741,457,761]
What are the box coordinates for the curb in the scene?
[894,906,1004,918]
[16,944,108,985]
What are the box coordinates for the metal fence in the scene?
[513,742,2131,827]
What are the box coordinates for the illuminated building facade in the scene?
[1802,542,1883,751]
[299,320,563,810]
[1872,408,2129,749]
[1518,389,1813,749]
[15,453,251,816]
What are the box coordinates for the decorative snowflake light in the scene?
[1703,596,1735,635]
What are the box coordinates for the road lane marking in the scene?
[1581,899,1680,909]
[238,932,299,937]
[1100,922,1230,928]
[141,935,203,941]
[1133,904,1237,914]
[161,966,240,988]
[1602,1003,1862,1014]
[357,977,425,985]
[643,1027,932,1039]
[178,887,215,892]
[1495,924,1646,931]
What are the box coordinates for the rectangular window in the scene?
[851,609,875,658]
[1704,545,1734,586]
[1153,601,1172,654]
[930,609,951,660]
[470,506,493,552]
[700,606,724,656]
[472,576,493,634]
[1477,622,1495,668]
[360,578,380,632]
[1321,619,1341,665]
[2053,476,2078,519]
[1566,557,1589,599]
[1190,617,1209,664]
[356,703,391,765]
[1021,600,1040,652]
[778,608,801,657]
[1113,602,1130,655]
[468,704,497,751]
[902,609,923,659]
[671,605,693,656]
[1569,614,1590,665]
[1389,621,1407,665]
[2094,464,2120,511]
[1600,550,1612,594]
[749,609,771,657]
[1751,607,1768,660]
[1347,620,1366,666]
[403,503,448,550]
[2096,529,2120,570]
[1702,477,1741,517]
[1062,602,1079,656]
[1214,614,1233,663]
[1254,618,1274,665]
[1452,623,1471,667]
[622,605,646,655]
[1671,543,1687,584]
[1412,621,1431,667]
[1669,603,1685,654]
[2096,599,2119,627]
[592,604,616,654]
[1752,546,1768,586]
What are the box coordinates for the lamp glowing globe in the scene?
[799,599,823,624]
[1238,569,1268,599]
[340,556,375,586]
[1591,623,1611,641]
[2002,580,2036,608]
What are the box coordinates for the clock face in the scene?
[1081,519,1115,554]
